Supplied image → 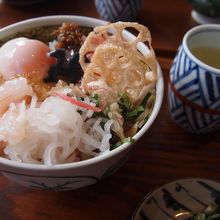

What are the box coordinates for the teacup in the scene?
[168,24,220,134]
[95,0,142,22]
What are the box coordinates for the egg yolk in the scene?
[0,37,55,81]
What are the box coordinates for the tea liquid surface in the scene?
[190,47,220,69]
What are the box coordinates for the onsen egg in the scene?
[0,37,55,81]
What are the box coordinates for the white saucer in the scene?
[191,10,220,24]
[132,178,220,220]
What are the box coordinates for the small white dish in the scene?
[132,178,220,220]
[191,10,220,24]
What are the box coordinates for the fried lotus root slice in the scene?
[82,43,156,107]
[79,22,157,76]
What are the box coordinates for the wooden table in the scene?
[0,0,220,219]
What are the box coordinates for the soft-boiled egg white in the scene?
[0,37,55,81]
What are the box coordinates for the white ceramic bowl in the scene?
[0,15,164,191]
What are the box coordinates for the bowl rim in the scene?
[0,15,164,171]
[183,24,220,74]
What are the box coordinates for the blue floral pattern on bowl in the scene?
[0,153,129,191]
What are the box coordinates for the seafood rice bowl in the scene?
[0,16,163,190]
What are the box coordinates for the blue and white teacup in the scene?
[168,24,220,134]
[95,0,142,22]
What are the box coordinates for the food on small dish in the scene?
[188,203,220,220]
[0,21,158,165]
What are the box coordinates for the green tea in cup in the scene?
[190,47,220,69]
